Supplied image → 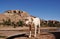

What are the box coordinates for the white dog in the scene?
[25,16,40,37]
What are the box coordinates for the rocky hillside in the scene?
[0,10,30,23]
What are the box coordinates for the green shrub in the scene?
[16,20,24,27]
[3,19,11,26]
[11,22,16,28]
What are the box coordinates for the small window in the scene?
[7,11,11,13]
[8,12,10,13]
[14,11,16,13]
[18,11,20,13]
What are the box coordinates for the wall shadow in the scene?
[51,32,60,39]
[6,34,28,39]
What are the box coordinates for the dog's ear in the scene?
[31,18,33,21]
[25,19,28,21]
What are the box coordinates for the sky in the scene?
[0,0,60,21]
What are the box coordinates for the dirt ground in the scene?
[0,26,56,39]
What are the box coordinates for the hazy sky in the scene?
[0,0,60,21]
